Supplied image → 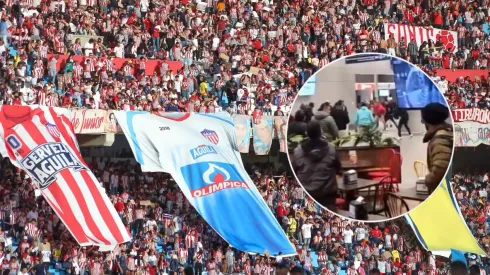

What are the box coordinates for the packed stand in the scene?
[0,156,487,275]
[452,172,490,258]
[430,71,490,110]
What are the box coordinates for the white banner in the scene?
[453,108,490,147]
[384,24,457,52]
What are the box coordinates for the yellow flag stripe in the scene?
[407,178,486,255]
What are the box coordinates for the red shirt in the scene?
[114,201,125,212]
[217,20,226,31]
[277,205,287,217]
[370,229,382,238]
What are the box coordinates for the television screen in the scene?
[379,89,390,97]
[391,59,446,109]
[299,74,316,96]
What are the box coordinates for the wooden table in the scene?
[337,210,387,221]
[395,187,428,202]
[336,176,382,213]
[340,160,375,170]
[336,177,380,192]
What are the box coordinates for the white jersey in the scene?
[115,111,295,255]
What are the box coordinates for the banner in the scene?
[233,115,251,153]
[274,117,288,153]
[453,108,490,147]
[406,171,486,255]
[115,111,295,255]
[48,54,183,76]
[253,116,274,155]
[104,110,122,133]
[0,105,131,247]
[384,24,457,51]
[71,109,107,134]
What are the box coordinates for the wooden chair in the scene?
[413,160,428,180]
[364,175,395,214]
[383,193,410,218]
[390,153,403,192]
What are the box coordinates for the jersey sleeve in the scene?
[115,111,163,172]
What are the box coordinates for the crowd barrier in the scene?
[47,54,183,75]
[453,108,490,147]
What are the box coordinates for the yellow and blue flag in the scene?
[406,169,486,255]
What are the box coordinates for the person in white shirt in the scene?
[355,226,367,242]
[343,225,354,254]
[301,219,313,248]
[385,233,392,250]
[377,258,386,274]
[18,267,29,275]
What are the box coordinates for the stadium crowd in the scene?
[0,0,487,111]
[0,155,487,275]
[452,172,490,259]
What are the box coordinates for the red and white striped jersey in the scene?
[25,223,39,237]
[0,106,132,246]
[185,234,196,248]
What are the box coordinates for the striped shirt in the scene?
[25,223,39,237]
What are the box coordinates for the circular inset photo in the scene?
[287,53,454,222]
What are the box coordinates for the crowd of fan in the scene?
[452,173,490,258]
[0,0,488,110]
[431,72,490,110]
[1,155,488,275]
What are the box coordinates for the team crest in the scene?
[45,122,61,138]
[201,129,219,145]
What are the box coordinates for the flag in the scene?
[406,171,485,255]
[115,111,296,256]
[0,105,132,247]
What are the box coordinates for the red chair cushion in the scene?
[367,171,390,177]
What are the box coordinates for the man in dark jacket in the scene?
[291,121,341,211]
[288,110,307,136]
[312,102,339,142]
[330,100,350,136]
[422,103,453,194]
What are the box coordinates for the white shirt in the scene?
[212,37,220,50]
[378,261,386,273]
[301,224,313,239]
[385,234,392,247]
[115,45,125,58]
[343,229,353,244]
[42,250,51,262]
[355,227,366,241]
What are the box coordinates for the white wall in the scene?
[293,58,426,134]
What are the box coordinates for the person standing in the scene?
[396,108,412,139]
[421,103,453,194]
[288,110,307,137]
[312,102,339,142]
[355,103,375,133]
[291,121,341,210]
[330,100,350,137]
[384,100,398,130]
[194,251,204,275]
[301,218,313,249]
[372,101,386,130]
